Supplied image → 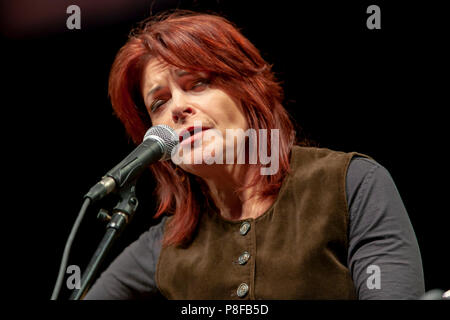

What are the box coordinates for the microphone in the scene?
[84,124,178,202]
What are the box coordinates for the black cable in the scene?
[50,197,91,300]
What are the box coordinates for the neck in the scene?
[194,163,273,221]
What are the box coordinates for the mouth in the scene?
[178,125,212,145]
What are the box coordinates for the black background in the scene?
[2,0,449,300]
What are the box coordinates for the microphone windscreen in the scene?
[144,125,179,160]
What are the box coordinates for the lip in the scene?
[178,126,212,146]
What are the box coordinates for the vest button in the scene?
[236,283,249,298]
[238,251,251,265]
[239,221,251,235]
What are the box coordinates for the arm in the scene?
[346,157,425,299]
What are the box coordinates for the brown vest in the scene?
[156,146,364,299]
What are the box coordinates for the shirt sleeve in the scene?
[83,216,166,300]
[346,157,425,299]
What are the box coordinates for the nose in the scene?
[171,90,196,124]
[172,105,195,123]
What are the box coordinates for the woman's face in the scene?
[141,59,249,173]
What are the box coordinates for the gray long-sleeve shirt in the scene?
[84,157,425,299]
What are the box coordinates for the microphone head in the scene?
[143,125,179,161]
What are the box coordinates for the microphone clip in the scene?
[70,182,139,300]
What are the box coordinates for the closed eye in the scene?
[147,76,211,113]
[188,78,210,91]
[149,99,166,112]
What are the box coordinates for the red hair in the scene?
[108,10,297,247]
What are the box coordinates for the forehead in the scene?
[142,59,172,88]
[142,59,194,90]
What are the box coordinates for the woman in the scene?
[84,10,424,300]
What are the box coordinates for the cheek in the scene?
[225,103,248,130]
[207,92,247,129]
[149,112,170,127]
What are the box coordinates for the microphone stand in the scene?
[69,182,139,300]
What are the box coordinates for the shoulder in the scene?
[289,146,371,180]
[346,157,383,188]
[137,215,168,249]
[291,145,351,161]
[110,215,168,267]
[290,145,367,166]
[347,156,383,177]
[345,156,396,209]
[147,215,168,238]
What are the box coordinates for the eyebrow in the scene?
[146,70,194,99]
[175,69,192,77]
[147,85,162,99]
